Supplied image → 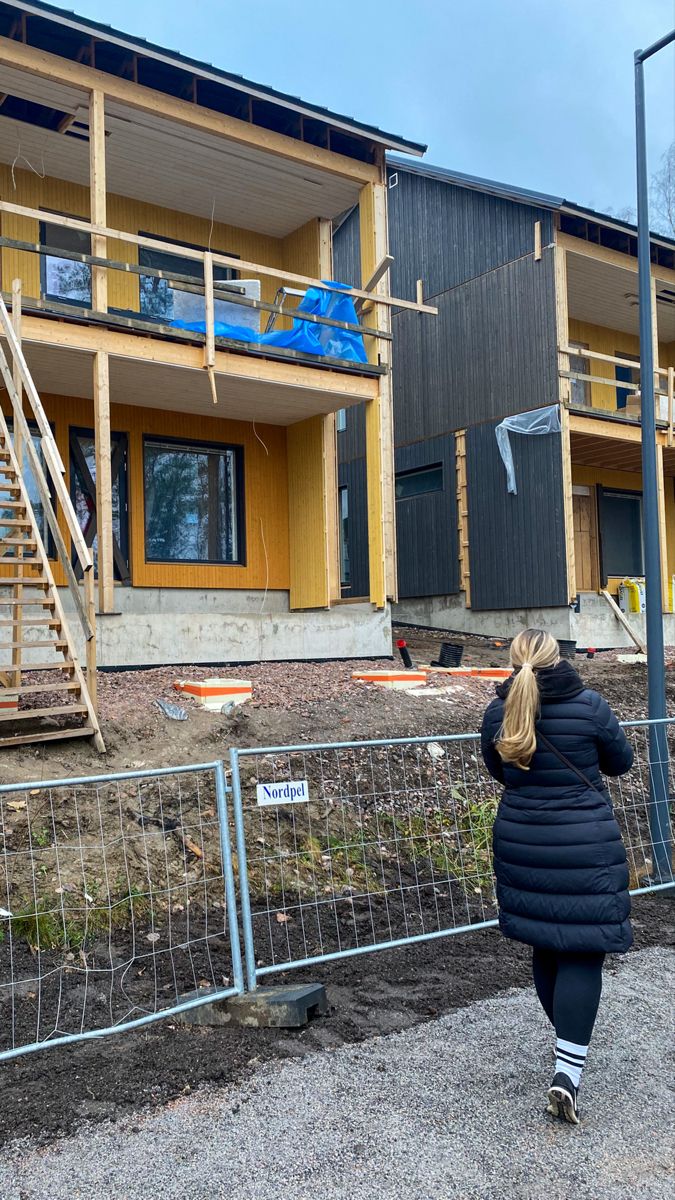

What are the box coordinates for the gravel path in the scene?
[1,947,672,1200]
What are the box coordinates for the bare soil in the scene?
[0,625,673,1146]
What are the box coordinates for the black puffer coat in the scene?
[481,661,634,954]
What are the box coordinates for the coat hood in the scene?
[495,659,585,703]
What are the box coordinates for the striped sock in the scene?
[555,1038,588,1088]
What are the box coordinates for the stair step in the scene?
[0,501,27,510]
[0,724,94,748]
[0,485,20,494]
[0,519,32,528]
[0,598,54,608]
[6,681,81,697]
[0,577,49,587]
[0,537,37,547]
[0,703,88,723]
[0,617,60,628]
[12,660,74,672]
[0,639,67,650]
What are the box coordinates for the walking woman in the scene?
[480,629,634,1124]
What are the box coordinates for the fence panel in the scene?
[0,762,242,1062]
[231,721,675,984]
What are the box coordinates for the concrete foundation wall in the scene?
[394,592,675,651]
[53,589,392,669]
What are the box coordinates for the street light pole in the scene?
[634,29,675,882]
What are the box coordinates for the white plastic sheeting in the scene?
[495,405,561,495]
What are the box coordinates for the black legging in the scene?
[532,948,605,1045]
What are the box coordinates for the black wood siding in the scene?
[395,436,459,598]
[466,421,568,611]
[332,205,361,287]
[338,456,369,599]
[387,168,556,301]
[392,246,559,441]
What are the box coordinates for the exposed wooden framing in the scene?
[416,279,424,305]
[0,201,437,315]
[600,589,647,654]
[360,179,396,607]
[558,231,675,288]
[318,217,341,604]
[561,345,671,374]
[455,430,471,606]
[10,280,22,689]
[662,362,667,448]
[0,38,381,186]
[93,350,114,612]
[562,369,641,392]
[534,220,542,261]
[568,412,645,442]
[656,443,670,613]
[554,243,576,602]
[88,89,107,313]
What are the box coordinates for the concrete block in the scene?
[176,983,328,1029]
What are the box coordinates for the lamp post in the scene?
[634,29,675,882]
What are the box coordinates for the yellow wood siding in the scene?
[0,166,284,313]
[286,415,329,609]
[569,318,674,411]
[2,391,290,591]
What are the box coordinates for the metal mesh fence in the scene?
[231,721,675,981]
[0,763,242,1062]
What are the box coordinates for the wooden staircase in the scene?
[0,286,104,752]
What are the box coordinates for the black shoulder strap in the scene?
[537,730,604,795]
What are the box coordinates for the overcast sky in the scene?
[56,0,674,216]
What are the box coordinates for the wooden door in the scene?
[573,487,599,593]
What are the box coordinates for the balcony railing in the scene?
[0,201,436,392]
[560,344,675,442]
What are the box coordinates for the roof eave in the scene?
[8,0,426,156]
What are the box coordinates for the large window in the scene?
[395,463,443,501]
[143,437,243,564]
[599,489,643,579]
[40,217,91,306]
[138,233,238,322]
[339,486,350,586]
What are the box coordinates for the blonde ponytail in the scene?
[496,629,560,770]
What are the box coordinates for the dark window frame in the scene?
[338,484,350,588]
[137,231,240,319]
[395,462,444,502]
[69,425,131,583]
[39,211,92,308]
[597,485,644,582]
[142,432,246,567]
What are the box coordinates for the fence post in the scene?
[229,748,258,991]
[214,760,244,995]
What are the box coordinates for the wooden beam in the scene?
[559,403,576,602]
[0,37,380,187]
[17,314,381,400]
[0,200,437,315]
[534,220,542,261]
[88,89,107,313]
[360,180,395,607]
[203,251,216,369]
[600,589,647,653]
[668,366,674,448]
[318,217,340,604]
[93,350,115,612]
[567,412,649,442]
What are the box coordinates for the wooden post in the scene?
[89,89,107,313]
[10,280,22,689]
[455,430,471,606]
[93,350,114,612]
[359,179,396,607]
[534,220,542,261]
[318,217,341,603]
[554,242,576,601]
[662,362,667,448]
[203,250,216,369]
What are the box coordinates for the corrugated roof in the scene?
[387,154,675,250]
[8,0,426,155]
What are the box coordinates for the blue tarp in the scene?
[171,280,367,364]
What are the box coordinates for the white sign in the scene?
[256,780,310,807]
